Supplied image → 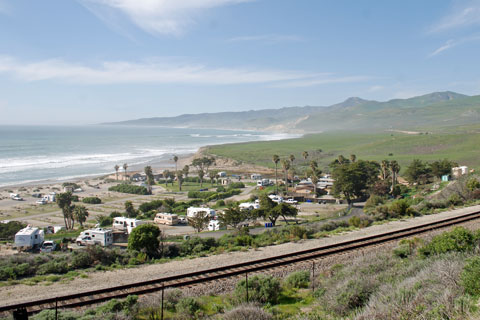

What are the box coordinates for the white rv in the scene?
[251,174,262,180]
[257,179,271,187]
[112,217,146,234]
[42,192,56,203]
[239,202,260,210]
[268,194,283,203]
[208,220,226,231]
[187,207,216,218]
[154,213,179,225]
[14,226,44,250]
[76,228,113,246]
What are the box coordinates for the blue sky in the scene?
[0,0,479,125]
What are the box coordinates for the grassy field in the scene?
[206,126,480,174]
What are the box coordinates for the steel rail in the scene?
[2,209,480,314]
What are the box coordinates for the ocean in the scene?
[0,125,296,187]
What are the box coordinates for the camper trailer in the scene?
[208,220,226,231]
[14,226,44,250]
[186,207,216,218]
[76,228,113,246]
[257,179,272,187]
[239,202,260,210]
[112,217,146,234]
[154,213,179,225]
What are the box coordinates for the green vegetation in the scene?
[108,183,150,195]
[206,127,480,173]
[81,196,101,204]
[128,224,161,258]
[0,221,26,240]
[39,226,480,319]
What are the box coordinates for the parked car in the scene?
[285,198,298,204]
[12,195,23,201]
[178,216,187,224]
[40,241,57,253]
[36,199,47,205]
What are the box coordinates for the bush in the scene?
[235,275,281,304]
[447,193,463,206]
[364,195,385,210]
[284,270,310,288]
[37,260,69,275]
[128,224,161,258]
[216,186,226,192]
[95,215,113,227]
[348,216,372,228]
[335,279,374,315]
[419,227,475,257]
[0,221,26,240]
[139,200,164,213]
[223,304,272,320]
[467,178,480,191]
[82,196,102,204]
[71,251,94,269]
[229,182,245,189]
[216,199,226,207]
[108,184,150,195]
[163,289,183,310]
[175,297,200,316]
[461,256,480,296]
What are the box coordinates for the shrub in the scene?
[128,224,161,258]
[284,270,310,289]
[235,275,281,304]
[348,216,372,228]
[461,256,480,296]
[419,227,475,257]
[335,279,374,315]
[216,199,226,207]
[364,195,385,210]
[447,193,463,206]
[175,297,200,316]
[467,178,480,191]
[71,251,94,269]
[37,260,69,275]
[108,184,150,195]
[223,304,272,320]
[216,186,226,192]
[0,221,26,240]
[81,196,101,204]
[95,215,113,227]
[163,289,183,310]
[139,200,164,213]
[229,182,245,189]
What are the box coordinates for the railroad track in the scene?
[2,209,480,315]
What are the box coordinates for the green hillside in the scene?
[206,125,480,173]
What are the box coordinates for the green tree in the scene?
[380,160,390,180]
[390,160,400,193]
[56,192,75,229]
[289,154,296,189]
[124,201,137,218]
[173,155,179,174]
[273,203,298,225]
[309,160,322,196]
[254,194,282,226]
[404,159,432,185]
[350,154,356,163]
[281,159,290,194]
[73,205,89,227]
[272,155,280,194]
[467,178,480,191]
[144,165,155,186]
[183,165,190,178]
[187,210,211,232]
[123,163,128,181]
[331,160,379,205]
[430,159,457,179]
[209,170,218,186]
[218,207,249,231]
[192,157,215,187]
[128,224,160,258]
[177,170,184,191]
[114,164,120,181]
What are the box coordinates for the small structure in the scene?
[295,180,314,194]
[63,186,74,193]
[220,178,232,186]
[441,174,450,182]
[218,171,227,177]
[14,226,44,250]
[76,228,113,246]
[154,213,179,225]
[187,207,216,218]
[131,173,147,182]
[112,217,147,234]
[208,220,226,231]
[251,173,262,180]
[452,166,469,178]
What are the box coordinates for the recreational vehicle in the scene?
[208,220,226,231]
[239,202,260,210]
[112,217,146,234]
[186,207,216,218]
[154,213,179,225]
[76,228,113,246]
[14,226,44,250]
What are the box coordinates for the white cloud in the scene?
[228,34,304,44]
[271,75,372,88]
[79,0,253,36]
[0,55,325,85]
[429,35,480,57]
[368,85,384,92]
[430,0,480,33]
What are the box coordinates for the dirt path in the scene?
[2,204,480,307]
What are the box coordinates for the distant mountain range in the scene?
[104,91,480,133]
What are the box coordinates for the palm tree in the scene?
[381,160,390,180]
[338,155,346,165]
[310,160,321,196]
[183,165,189,178]
[289,154,296,189]
[390,160,400,192]
[302,151,309,178]
[281,159,291,195]
[173,155,179,178]
[114,164,119,181]
[350,154,356,163]
[123,163,128,181]
[272,154,280,194]
[73,205,89,228]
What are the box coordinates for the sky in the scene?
[0,0,480,125]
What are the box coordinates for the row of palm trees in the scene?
[272,151,319,195]
[114,163,129,181]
